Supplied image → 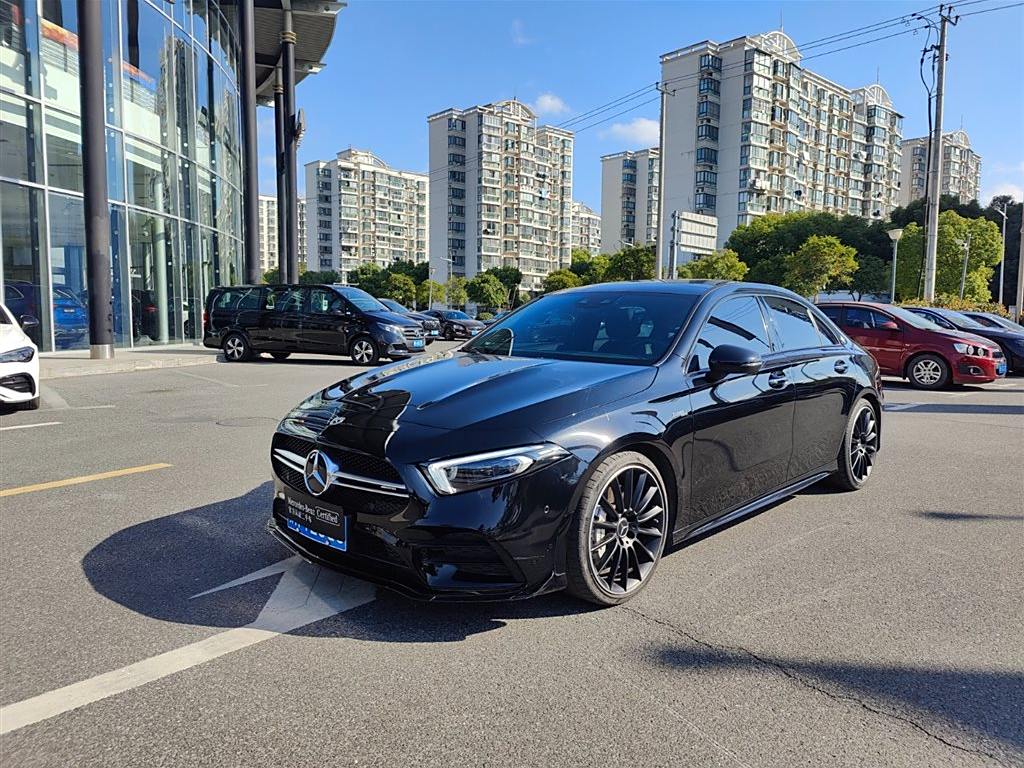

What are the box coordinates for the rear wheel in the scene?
[270,352,291,361]
[907,353,950,389]
[566,451,668,606]
[830,398,879,491]
[222,332,253,362]
[349,336,380,366]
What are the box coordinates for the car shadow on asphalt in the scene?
[914,510,1024,523]
[886,403,1024,416]
[81,482,594,644]
[650,644,1024,758]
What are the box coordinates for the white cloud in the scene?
[532,93,569,117]
[511,19,532,46]
[981,181,1023,205]
[602,117,660,148]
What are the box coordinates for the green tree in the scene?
[416,280,445,309]
[298,269,340,285]
[850,255,889,300]
[783,235,858,297]
[604,244,655,281]
[677,249,749,281]
[484,266,523,306]
[466,273,507,308]
[349,263,387,296]
[383,272,417,306]
[446,276,468,307]
[983,195,1021,302]
[542,269,582,293]
[389,260,429,284]
[894,212,1003,301]
[889,194,984,229]
[262,267,280,284]
[569,251,610,285]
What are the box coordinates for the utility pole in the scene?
[1016,211,1024,322]
[923,6,958,301]
[667,210,678,280]
[958,232,971,299]
[994,202,1009,305]
[655,82,671,280]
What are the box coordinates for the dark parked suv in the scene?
[203,284,426,365]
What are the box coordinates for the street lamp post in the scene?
[994,202,1009,306]
[887,228,903,304]
[958,232,972,300]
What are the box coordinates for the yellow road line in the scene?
[0,463,172,497]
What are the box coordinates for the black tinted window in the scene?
[465,290,698,365]
[266,287,304,312]
[214,287,262,310]
[764,296,823,350]
[820,305,844,325]
[846,307,895,330]
[309,287,345,313]
[690,296,770,371]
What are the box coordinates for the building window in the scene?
[698,77,720,95]
[696,170,717,184]
[448,135,466,147]
[699,53,722,71]
[697,100,720,119]
[696,124,719,141]
[696,147,718,164]
[694,193,716,209]
[449,171,465,183]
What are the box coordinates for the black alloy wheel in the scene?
[444,325,455,341]
[831,398,879,491]
[567,452,668,605]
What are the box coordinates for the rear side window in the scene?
[266,287,305,312]
[690,296,771,371]
[846,306,894,330]
[763,296,823,351]
[309,287,346,313]
[820,305,844,325]
[214,288,263,311]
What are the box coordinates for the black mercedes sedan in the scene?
[267,281,882,605]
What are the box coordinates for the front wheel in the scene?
[21,395,41,411]
[349,336,380,366]
[444,326,455,341]
[907,353,950,389]
[830,398,879,491]
[222,332,253,362]
[566,451,669,606]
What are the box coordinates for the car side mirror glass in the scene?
[19,314,40,331]
[707,344,763,381]
[879,320,900,331]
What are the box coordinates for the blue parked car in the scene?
[4,280,89,349]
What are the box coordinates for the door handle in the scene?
[768,371,788,389]
[834,360,848,374]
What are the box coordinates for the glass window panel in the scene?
[129,208,181,344]
[106,127,125,201]
[1,181,51,349]
[40,0,79,114]
[763,296,824,350]
[121,0,176,149]
[109,202,130,345]
[125,136,177,214]
[181,221,201,339]
[173,26,194,155]
[0,93,43,182]
[194,48,212,167]
[44,108,83,192]
[1,0,41,96]
[196,163,213,226]
[178,157,196,221]
[189,0,208,50]
[691,296,771,371]
[102,0,121,125]
[46,192,89,349]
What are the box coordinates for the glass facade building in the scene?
[1,0,245,350]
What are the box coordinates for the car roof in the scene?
[818,300,892,310]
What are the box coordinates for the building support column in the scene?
[274,68,288,283]
[76,0,113,358]
[238,0,261,284]
[281,12,299,282]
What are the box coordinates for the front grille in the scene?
[0,374,35,395]
[273,433,403,485]
[402,327,424,340]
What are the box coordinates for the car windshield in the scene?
[334,287,387,312]
[379,299,406,313]
[444,310,471,320]
[935,309,987,329]
[463,290,699,365]
[978,313,1021,331]
[890,306,945,330]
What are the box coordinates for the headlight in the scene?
[0,346,35,363]
[382,324,404,336]
[952,342,986,356]
[421,444,569,495]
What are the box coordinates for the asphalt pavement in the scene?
[1,346,1021,767]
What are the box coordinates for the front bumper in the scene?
[950,352,1003,384]
[267,435,583,601]
[0,361,39,403]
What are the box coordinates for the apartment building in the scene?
[256,195,306,276]
[305,149,428,279]
[899,130,982,206]
[570,201,602,255]
[661,30,903,251]
[428,99,574,293]
[600,148,659,253]
[669,210,718,265]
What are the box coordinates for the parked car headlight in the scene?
[382,324,405,337]
[952,342,986,356]
[0,346,35,363]
[421,444,569,495]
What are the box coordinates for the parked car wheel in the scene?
[270,352,291,361]
[444,326,455,341]
[830,398,879,491]
[349,336,380,366]
[907,353,949,389]
[222,332,253,362]
[566,451,668,606]
[21,395,40,411]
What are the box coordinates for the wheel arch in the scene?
[902,349,950,380]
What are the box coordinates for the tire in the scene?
[566,451,669,606]
[349,336,380,366]
[21,395,41,411]
[270,352,291,361]
[222,332,253,362]
[444,326,455,341]
[907,353,950,389]
[830,397,879,491]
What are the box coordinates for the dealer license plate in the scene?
[283,495,347,552]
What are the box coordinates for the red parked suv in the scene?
[819,302,1006,389]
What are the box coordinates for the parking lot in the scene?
[1,349,1021,767]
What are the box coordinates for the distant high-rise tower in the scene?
[899,130,982,206]
[570,201,602,256]
[600,148,659,253]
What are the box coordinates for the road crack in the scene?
[622,606,1012,767]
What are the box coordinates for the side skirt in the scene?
[676,470,831,544]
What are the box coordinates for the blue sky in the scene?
[257,0,1024,211]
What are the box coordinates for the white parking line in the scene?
[0,558,375,735]
[0,421,62,432]
[173,369,241,388]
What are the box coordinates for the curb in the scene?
[41,355,220,380]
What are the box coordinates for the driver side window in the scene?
[690,296,771,372]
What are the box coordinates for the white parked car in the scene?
[0,302,40,410]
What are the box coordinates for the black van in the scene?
[203,284,426,365]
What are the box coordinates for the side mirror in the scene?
[707,344,763,381]
[19,314,40,331]
[879,320,900,331]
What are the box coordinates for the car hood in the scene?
[450,318,484,329]
[368,310,421,327]
[934,327,1006,348]
[0,322,32,352]
[955,325,1024,343]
